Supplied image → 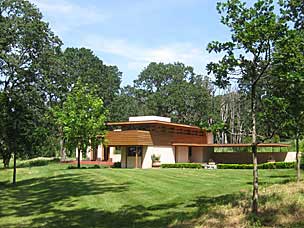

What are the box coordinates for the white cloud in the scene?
[82,35,220,75]
[30,0,109,34]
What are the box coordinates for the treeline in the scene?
[0,0,218,169]
[0,0,303,214]
[0,0,303,173]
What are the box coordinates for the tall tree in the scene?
[47,47,121,160]
[134,62,213,125]
[0,0,61,183]
[272,30,304,181]
[108,86,144,122]
[206,0,286,213]
[54,83,108,168]
[60,47,121,106]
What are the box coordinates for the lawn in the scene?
[0,163,303,228]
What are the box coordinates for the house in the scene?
[80,116,296,168]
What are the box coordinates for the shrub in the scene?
[217,164,253,169]
[161,163,202,169]
[112,162,121,168]
[151,154,160,162]
[217,162,295,169]
[18,157,59,168]
[88,165,101,169]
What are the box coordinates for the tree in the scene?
[271,29,304,182]
[206,0,286,214]
[60,48,121,107]
[54,83,108,168]
[108,86,144,122]
[49,48,121,160]
[0,0,62,183]
[134,62,213,125]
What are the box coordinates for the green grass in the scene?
[0,163,302,228]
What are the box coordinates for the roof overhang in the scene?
[106,120,202,131]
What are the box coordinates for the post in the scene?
[296,134,301,182]
[251,83,258,214]
[135,148,138,169]
[125,148,128,168]
[13,152,17,185]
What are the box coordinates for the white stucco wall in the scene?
[75,148,83,160]
[86,146,91,159]
[284,152,297,162]
[129,116,171,122]
[176,146,189,163]
[142,146,175,169]
[97,145,103,160]
[109,147,115,161]
[112,154,121,163]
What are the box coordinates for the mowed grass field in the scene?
[0,163,303,228]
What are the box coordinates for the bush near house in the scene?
[17,157,60,168]
[112,162,121,168]
[161,163,202,169]
[217,162,295,169]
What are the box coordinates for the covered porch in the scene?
[172,143,293,164]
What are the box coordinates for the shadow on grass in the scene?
[0,173,129,219]
[0,170,300,228]
[0,173,248,228]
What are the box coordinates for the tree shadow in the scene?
[0,170,301,228]
[0,173,129,219]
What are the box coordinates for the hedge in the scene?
[112,162,121,168]
[18,157,60,168]
[67,164,109,169]
[217,162,295,169]
[160,162,295,169]
[161,163,202,169]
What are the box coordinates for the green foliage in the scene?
[0,0,62,171]
[161,163,202,169]
[17,157,60,168]
[129,62,213,125]
[58,48,121,107]
[53,83,108,167]
[68,164,108,169]
[151,154,160,162]
[112,162,121,168]
[217,162,295,169]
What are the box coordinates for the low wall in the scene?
[211,152,296,164]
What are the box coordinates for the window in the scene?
[127,146,143,156]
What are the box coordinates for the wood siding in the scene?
[106,124,207,147]
[106,130,153,146]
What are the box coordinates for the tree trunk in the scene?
[296,134,301,182]
[13,152,17,185]
[60,138,67,162]
[3,153,11,168]
[251,84,259,214]
[77,145,81,169]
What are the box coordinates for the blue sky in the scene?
[30,0,234,86]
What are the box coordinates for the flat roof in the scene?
[107,120,202,130]
[172,143,290,147]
